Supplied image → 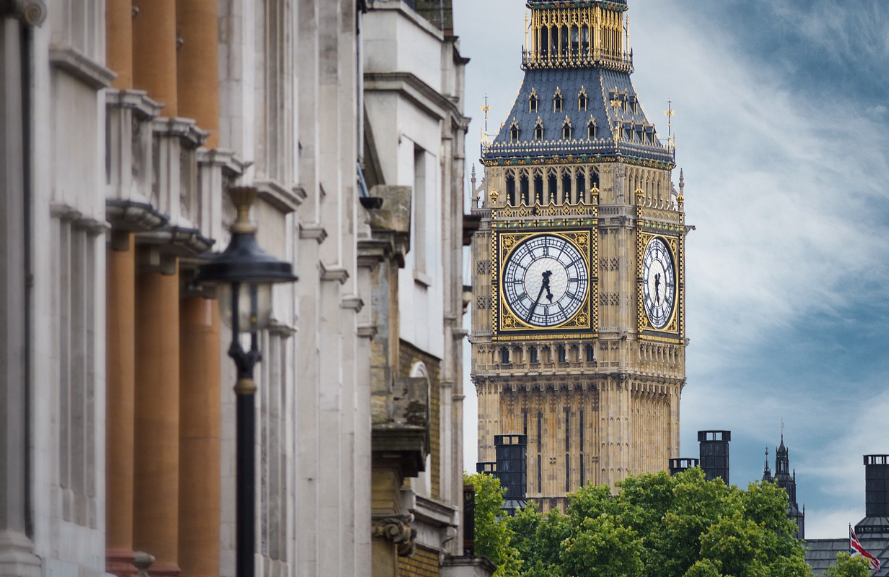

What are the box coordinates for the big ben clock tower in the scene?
[471,0,692,509]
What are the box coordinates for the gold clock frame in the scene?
[493,230,598,341]
[636,232,683,340]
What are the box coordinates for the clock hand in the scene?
[543,270,554,302]
[526,270,554,322]
[654,272,661,305]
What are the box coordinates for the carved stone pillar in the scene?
[132,0,178,116]
[0,12,42,577]
[106,234,138,577]
[178,296,221,577]
[176,0,219,147]
[106,0,133,89]
[134,255,181,577]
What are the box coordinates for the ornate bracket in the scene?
[3,0,47,26]
[372,514,417,557]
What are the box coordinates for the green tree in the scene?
[495,469,811,577]
[464,473,522,577]
[824,554,873,577]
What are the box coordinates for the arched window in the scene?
[529,90,539,113]
[509,120,520,142]
[578,88,588,111]
[500,347,510,364]
[506,173,516,205]
[534,118,544,141]
[562,119,572,140]
[587,119,597,140]
[553,89,563,113]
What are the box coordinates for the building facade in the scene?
[470,0,692,509]
[0,2,479,577]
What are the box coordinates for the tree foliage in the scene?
[471,468,813,577]
[464,472,522,577]
[824,554,873,577]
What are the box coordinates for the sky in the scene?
[453,0,889,539]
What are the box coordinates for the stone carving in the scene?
[3,0,47,26]
[372,514,417,557]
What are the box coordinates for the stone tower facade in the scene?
[470,0,692,509]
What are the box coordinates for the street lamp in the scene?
[195,187,297,577]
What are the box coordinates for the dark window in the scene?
[534,124,544,140]
[554,94,563,113]
[537,454,542,492]
[547,173,557,202]
[523,411,528,436]
[580,453,585,487]
[565,409,570,451]
[506,174,516,205]
[580,410,584,447]
[537,411,542,448]
[562,174,572,201]
[576,173,586,203]
[579,93,588,111]
[520,174,530,204]
[585,344,595,362]
[530,94,538,113]
[510,124,519,142]
[587,120,596,140]
[529,347,539,364]
[500,347,510,364]
[557,344,567,363]
[562,123,572,140]
[565,454,570,492]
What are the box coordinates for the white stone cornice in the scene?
[299,223,328,244]
[341,295,364,312]
[105,89,163,119]
[49,46,116,89]
[320,263,349,284]
[254,179,302,214]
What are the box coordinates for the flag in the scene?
[851,525,881,571]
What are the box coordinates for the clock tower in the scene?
[470,0,692,509]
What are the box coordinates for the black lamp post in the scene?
[195,187,297,577]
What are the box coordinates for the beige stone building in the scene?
[0,2,481,577]
[470,0,693,510]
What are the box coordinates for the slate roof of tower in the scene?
[482,67,674,166]
[526,0,627,7]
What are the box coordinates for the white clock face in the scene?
[502,234,589,328]
[642,237,676,330]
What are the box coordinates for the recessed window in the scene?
[557,344,567,363]
[554,94,563,113]
[529,347,539,364]
[587,119,597,140]
[529,92,538,113]
[500,347,510,364]
[562,121,572,140]
[585,344,595,362]
[534,119,544,141]
[510,121,520,142]
[578,88,588,111]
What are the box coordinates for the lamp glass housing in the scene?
[217,282,273,333]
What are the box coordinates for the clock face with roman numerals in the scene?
[502,234,589,328]
[642,237,676,330]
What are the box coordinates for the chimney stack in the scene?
[698,430,731,485]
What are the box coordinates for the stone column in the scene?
[106,234,138,577]
[176,0,219,147]
[134,262,181,577]
[0,16,41,577]
[132,0,178,116]
[178,296,221,577]
[106,0,133,89]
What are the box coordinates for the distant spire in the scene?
[762,447,773,482]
